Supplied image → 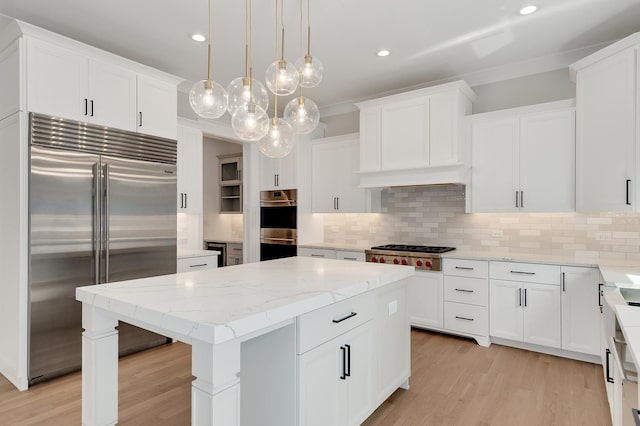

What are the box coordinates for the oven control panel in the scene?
[365,251,441,271]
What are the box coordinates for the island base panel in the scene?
[81,304,118,426]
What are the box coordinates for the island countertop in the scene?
[76,256,415,346]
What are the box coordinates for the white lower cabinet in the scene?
[407,271,443,329]
[561,266,601,355]
[298,247,365,262]
[176,255,218,273]
[490,280,561,348]
[297,282,409,426]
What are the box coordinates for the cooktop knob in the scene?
[380,257,386,263]
[416,260,423,267]
[393,258,399,264]
[425,260,432,267]
[401,259,408,265]
[371,256,378,263]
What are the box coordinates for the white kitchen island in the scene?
[76,256,415,426]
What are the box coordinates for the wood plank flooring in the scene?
[0,329,610,425]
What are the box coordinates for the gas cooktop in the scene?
[370,244,456,254]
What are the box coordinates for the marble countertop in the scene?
[204,238,243,245]
[298,242,370,252]
[76,257,415,346]
[441,250,601,268]
[604,289,640,370]
[600,266,640,288]
[177,249,220,259]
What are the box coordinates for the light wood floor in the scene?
[0,330,610,425]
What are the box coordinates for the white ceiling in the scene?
[1,0,639,114]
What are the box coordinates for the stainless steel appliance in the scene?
[29,113,176,385]
[260,189,297,261]
[365,244,456,271]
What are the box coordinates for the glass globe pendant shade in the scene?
[232,102,269,141]
[258,118,294,158]
[226,77,269,115]
[265,60,299,95]
[284,96,319,134]
[295,55,323,88]
[189,79,228,119]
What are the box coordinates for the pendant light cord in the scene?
[273,0,279,119]
[298,0,304,98]
[248,0,254,102]
[307,0,311,56]
[207,0,212,81]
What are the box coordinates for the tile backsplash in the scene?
[323,185,640,264]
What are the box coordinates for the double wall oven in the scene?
[260,189,297,261]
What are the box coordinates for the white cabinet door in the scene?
[489,280,523,341]
[177,125,203,213]
[278,145,297,189]
[311,141,339,213]
[298,336,342,426]
[259,146,297,190]
[137,75,177,139]
[88,59,136,131]
[576,46,636,212]
[471,117,519,212]
[27,39,87,121]
[336,139,367,213]
[342,321,375,426]
[407,271,443,329]
[523,283,561,348]
[519,109,575,212]
[561,266,601,355]
[359,108,381,171]
[429,92,458,165]
[381,97,430,169]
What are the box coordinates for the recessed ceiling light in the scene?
[191,33,207,42]
[519,5,537,15]
[377,49,391,57]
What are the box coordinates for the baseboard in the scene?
[490,337,601,364]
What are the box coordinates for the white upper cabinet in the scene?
[570,37,639,212]
[177,124,203,214]
[137,75,177,139]
[470,101,575,213]
[259,144,297,190]
[355,81,475,188]
[311,134,379,213]
[25,36,178,139]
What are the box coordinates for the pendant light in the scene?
[231,0,269,141]
[295,0,323,88]
[265,0,299,96]
[284,0,319,134]
[259,0,294,158]
[189,0,228,119]
[227,0,268,116]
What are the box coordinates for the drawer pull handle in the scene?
[455,316,474,322]
[311,254,325,258]
[343,257,358,261]
[510,270,535,275]
[455,266,474,270]
[190,263,208,268]
[455,288,474,293]
[332,312,357,324]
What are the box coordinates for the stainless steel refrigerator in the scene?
[28,113,177,385]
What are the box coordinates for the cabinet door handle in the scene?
[515,191,519,208]
[340,346,347,380]
[510,270,535,275]
[337,197,339,210]
[189,263,208,268]
[455,288,474,293]
[562,272,566,292]
[518,288,522,307]
[84,98,88,116]
[598,283,604,308]
[455,266,474,270]
[524,288,527,307]
[605,348,614,383]
[345,344,351,377]
[180,193,184,208]
[455,316,474,321]
[520,190,524,208]
[627,179,632,206]
[185,193,188,209]
[90,99,94,117]
[332,312,357,324]
[139,111,143,127]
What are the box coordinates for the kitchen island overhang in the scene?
[76,256,415,426]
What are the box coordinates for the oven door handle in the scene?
[261,237,297,245]
[260,200,297,206]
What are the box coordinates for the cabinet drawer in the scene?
[443,258,488,278]
[490,261,560,285]
[444,276,488,306]
[336,250,365,262]
[297,292,375,354]
[298,247,337,259]
[444,302,488,337]
[177,255,218,273]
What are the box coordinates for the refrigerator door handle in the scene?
[103,163,110,283]
[93,162,101,285]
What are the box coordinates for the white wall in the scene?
[203,136,244,241]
